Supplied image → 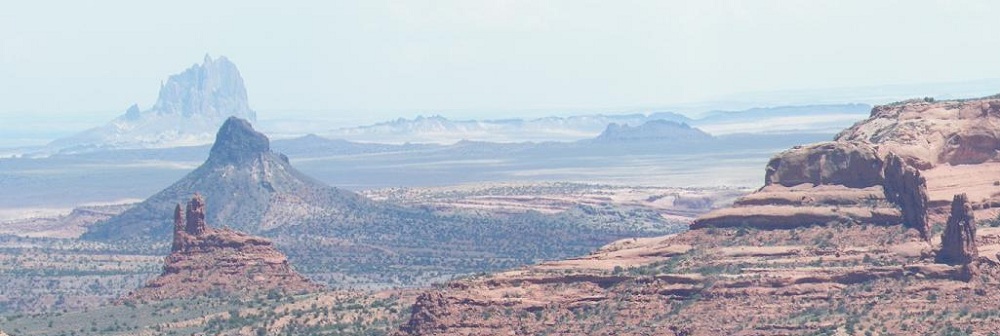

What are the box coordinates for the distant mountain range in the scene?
[49,55,256,152]
[32,55,871,153]
[320,104,871,144]
[592,121,713,143]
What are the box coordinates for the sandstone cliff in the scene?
[123,194,321,302]
[695,96,1000,237]
[836,96,1000,168]
[835,96,1000,213]
[693,141,929,239]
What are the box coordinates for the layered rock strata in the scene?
[694,141,929,238]
[394,223,993,335]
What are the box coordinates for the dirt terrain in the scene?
[363,182,748,221]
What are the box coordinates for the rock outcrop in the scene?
[937,194,978,267]
[397,292,453,335]
[49,55,257,151]
[764,141,884,188]
[183,194,209,236]
[394,221,991,335]
[883,152,930,237]
[836,96,1000,168]
[694,141,928,238]
[124,195,321,302]
[826,95,1000,218]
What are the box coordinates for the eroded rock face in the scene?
[171,204,184,251]
[837,97,1000,168]
[394,224,992,335]
[937,194,978,266]
[764,141,884,188]
[694,141,928,235]
[124,195,321,302]
[397,292,452,335]
[184,193,208,235]
[884,153,930,239]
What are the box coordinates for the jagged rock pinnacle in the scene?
[883,152,930,240]
[185,193,208,235]
[937,193,978,266]
[172,204,184,251]
[125,194,322,301]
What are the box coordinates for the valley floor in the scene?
[0,182,741,335]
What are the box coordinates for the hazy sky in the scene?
[2,0,999,123]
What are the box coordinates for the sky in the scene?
[2,0,1000,132]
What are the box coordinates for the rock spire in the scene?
[937,193,978,266]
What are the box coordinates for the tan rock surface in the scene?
[837,97,1000,168]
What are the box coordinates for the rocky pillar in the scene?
[185,193,208,235]
[172,204,185,251]
[883,153,930,240]
[937,193,978,267]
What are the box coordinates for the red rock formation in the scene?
[836,96,1000,168]
[398,292,452,335]
[937,193,978,267]
[184,193,208,235]
[694,142,929,234]
[764,141,884,188]
[124,194,321,302]
[394,224,986,335]
[171,204,184,251]
[883,153,930,239]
